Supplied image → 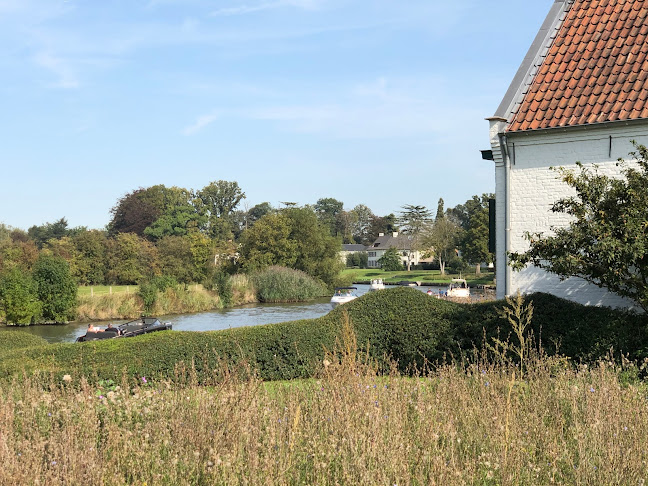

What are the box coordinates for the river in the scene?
[5,284,491,343]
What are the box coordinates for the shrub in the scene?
[138,276,178,313]
[0,267,41,325]
[32,254,77,322]
[250,266,327,303]
[0,330,48,355]
[0,289,644,384]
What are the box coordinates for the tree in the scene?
[510,144,648,311]
[398,205,432,235]
[105,233,159,284]
[72,230,108,285]
[450,194,494,274]
[435,198,445,220]
[0,267,41,325]
[421,217,459,275]
[239,213,297,272]
[28,217,71,248]
[314,197,344,237]
[378,247,404,271]
[197,180,246,240]
[143,201,207,240]
[32,254,77,322]
[349,204,374,245]
[368,213,399,242]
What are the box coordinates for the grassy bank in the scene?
[1,349,646,484]
[342,268,495,286]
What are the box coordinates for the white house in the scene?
[487,0,648,309]
[367,232,421,269]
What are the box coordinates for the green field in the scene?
[341,268,495,286]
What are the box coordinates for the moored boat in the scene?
[76,317,172,342]
[368,279,385,291]
[446,279,470,299]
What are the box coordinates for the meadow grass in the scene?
[77,285,137,296]
[1,337,647,484]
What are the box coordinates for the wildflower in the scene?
[62,374,72,383]
[590,387,596,393]
[141,376,147,384]
[485,381,490,387]
[323,359,331,368]
[51,461,57,466]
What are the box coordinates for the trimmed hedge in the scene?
[0,289,644,383]
[0,330,49,355]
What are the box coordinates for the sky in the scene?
[1,0,554,230]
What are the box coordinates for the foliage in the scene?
[239,208,343,288]
[32,254,77,322]
[377,247,403,271]
[105,233,159,284]
[398,204,432,235]
[71,230,107,285]
[510,144,648,311]
[314,197,344,237]
[138,276,178,313]
[197,180,246,240]
[250,266,326,303]
[108,186,165,237]
[143,201,207,240]
[1,289,646,384]
[349,204,374,245]
[156,235,197,285]
[421,217,460,275]
[346,251,368,268]
[367,213,399,243]
[27,217,72,248]
[0,267,41,325]
[0,330,47,354]
[450,194,494,272]
[211,270,233,307]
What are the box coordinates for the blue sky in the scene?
[1,0,554,230]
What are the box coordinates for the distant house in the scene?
[486,0,648,309]
[339,244,368,264]
[367,232,421,269]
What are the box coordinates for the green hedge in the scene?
[0,289,644,384]
[0,330,49,355]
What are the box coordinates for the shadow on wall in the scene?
[512,266,638,310]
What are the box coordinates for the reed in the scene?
[251,266,327,303]
[0,346,646,485]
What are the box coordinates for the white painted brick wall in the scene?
[494,123,648,309]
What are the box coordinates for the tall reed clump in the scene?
[250,266,327,303]
[1,315,648,485]
[229,274,257,306]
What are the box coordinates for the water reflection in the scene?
[4,284,488,343]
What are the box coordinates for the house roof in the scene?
[370,234,414,251]
[341,244,367,252]
[505,0,648,132]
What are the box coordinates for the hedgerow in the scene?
[0,288,644,384]
[0,330,48,355]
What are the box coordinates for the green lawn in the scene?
[77,285,138,296]
[341,268,495,286]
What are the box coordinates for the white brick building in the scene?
[488,0,648,309]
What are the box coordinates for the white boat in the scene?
[446,278,470,298]
[368,279,385,291]
[330,287,358,308]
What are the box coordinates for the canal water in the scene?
[5,284,490,344]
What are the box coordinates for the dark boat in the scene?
[76,317,172,342]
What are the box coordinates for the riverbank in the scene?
[342,268,495,286]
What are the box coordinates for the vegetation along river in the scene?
[10,284,490,343]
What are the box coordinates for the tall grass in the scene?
[1,342,647,484]
[76,286,221,321]
[251,266,327,303]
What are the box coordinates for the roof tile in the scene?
[509,0,648,132]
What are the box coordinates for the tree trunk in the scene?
[439,256,445,275]
[475,263,481,274]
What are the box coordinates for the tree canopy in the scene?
[510,144,648,311]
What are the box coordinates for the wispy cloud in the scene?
[33,52,80,89]
[210,0,322,16]
[183,112,221,135]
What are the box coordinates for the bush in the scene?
[0,330,48,355]
[138,276,178,313]
[0,267,41,325]
[0,290,644,384]
[32,255,77,322]
[250,266,327,303]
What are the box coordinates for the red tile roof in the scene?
[508,0,648,132]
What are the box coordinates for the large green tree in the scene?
[450,194,494,274]
[197,180,246,240]
[314,197,344,237]
[421,217,459,275]
[398,205,432,236]
[378,247,403,271]
[510,144,648,311]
